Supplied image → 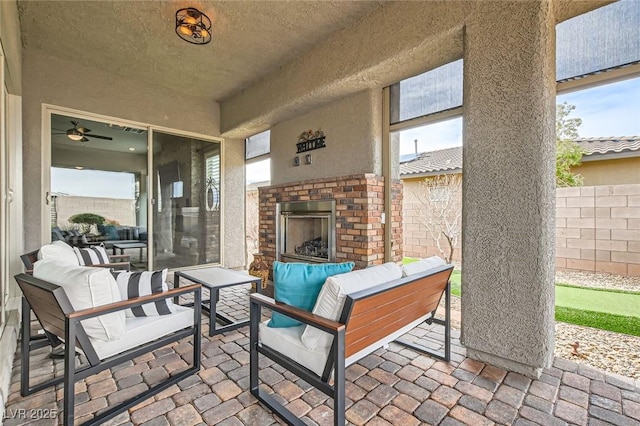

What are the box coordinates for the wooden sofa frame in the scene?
[249,264,453,426]
[16,273,202,426]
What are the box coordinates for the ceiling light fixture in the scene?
[67,130,84,141]
[129,147,136,151]
[176,7,212,45]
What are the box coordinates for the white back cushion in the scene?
[38,241,80,266]
[116,269,174,317]
[301,262,402,350]
[74,245,110,265]
[401,256,446,277]
[33,260,126,342]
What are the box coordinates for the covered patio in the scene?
[0,0,639,424]
[4,285,639,425]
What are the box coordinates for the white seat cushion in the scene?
[260,314,430,378]
[401,256,446,277]
[38,241,80,266]
[33,260,126,342]
[301,262,402,350]
[90,305,194,360]
[259,321,329,377]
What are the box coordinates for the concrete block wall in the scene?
[402,182,640,276]
[55,195,136,227]
[557,184,640,276]
[401,179,462,261]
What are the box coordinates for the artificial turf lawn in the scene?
[555,285,640,336]
[402,257,639,336]
[555,284,640,318]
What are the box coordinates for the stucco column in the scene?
[461,1,556,378]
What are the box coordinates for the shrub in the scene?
[69,213,106,233]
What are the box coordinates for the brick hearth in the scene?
[258,174,403,270]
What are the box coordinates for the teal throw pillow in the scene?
[268,261,355,328]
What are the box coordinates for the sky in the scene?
[398,76,640,156]
[52,168,135,199]
[246,159,271,184]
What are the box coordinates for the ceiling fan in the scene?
[53,121,113,142]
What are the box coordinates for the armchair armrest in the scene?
[68,283,201,320]
[92,262,131,272]
[250,293,344,335]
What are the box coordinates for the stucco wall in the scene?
[461,1,556,377]
[0,0,22,418]
[21,50,225,253]
[269,90,382,186]
[222,138,247,269]
[575,157,640,186]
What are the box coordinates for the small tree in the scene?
[556,102,585,187]
[415,174,462,263]
[69,213,105,234]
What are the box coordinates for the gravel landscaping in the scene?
[554,270,640,379]
[444,270,640,379]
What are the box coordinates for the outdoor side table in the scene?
[112,242,147,261]
[174,267,262,336]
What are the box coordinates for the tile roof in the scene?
[400,146,462,177]
[400,136,640,177]
[576,136,640,156]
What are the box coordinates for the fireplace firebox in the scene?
[277,200,336,263]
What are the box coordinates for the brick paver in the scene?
[6,285,640,426]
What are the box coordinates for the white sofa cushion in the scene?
[90,305,194,360]
[259,321,329,377]
[401,256,446,277]
[38,241,80,266]
[301,262,402,350]
[33,260,126,342]
[260,314,430,377]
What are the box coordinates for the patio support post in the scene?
[461,0,556,378]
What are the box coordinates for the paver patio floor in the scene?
[4,284,640,425]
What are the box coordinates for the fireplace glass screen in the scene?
[277,200,336,263]
[283,216,329,260]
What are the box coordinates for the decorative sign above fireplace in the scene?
[296,129,326,154]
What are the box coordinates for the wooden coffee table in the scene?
[174,267,262,336]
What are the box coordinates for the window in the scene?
[245,130,271,264]
[390,59,463,124]
[557,0,640,82]
[205,152,220,212]
[246,130,270,160]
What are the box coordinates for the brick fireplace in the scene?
[258,174,403,271]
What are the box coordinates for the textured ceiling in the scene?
[18,1,382,101]
[51,114,148,154]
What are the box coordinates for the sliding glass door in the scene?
[49,110,222,271]
[151,131,221,269]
